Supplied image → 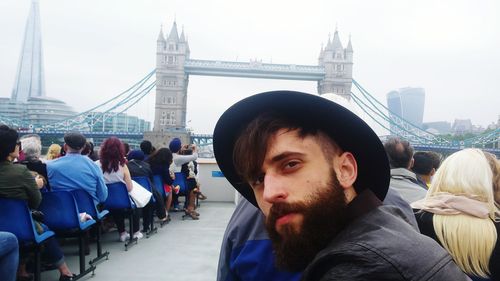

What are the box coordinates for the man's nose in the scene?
[262,173,288,203]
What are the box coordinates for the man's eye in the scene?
[285,161,300,169]
[252,174,265,186]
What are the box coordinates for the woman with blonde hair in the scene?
[46,143,62,160]
[412,148,500,280]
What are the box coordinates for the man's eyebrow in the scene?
[269,152,306,163]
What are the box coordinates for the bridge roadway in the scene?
[41,202,236,281]
[184,59,325,81]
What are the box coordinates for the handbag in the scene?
[129,180,152,208]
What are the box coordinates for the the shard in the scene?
[11,0,46,103]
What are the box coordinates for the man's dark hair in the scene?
[140,140,153,155]
[0,125,19,161]
[233,112,339,185]
[427,151,442,170]
[123,142,130,155]
[383,137,414,169]
[412,151,434,175]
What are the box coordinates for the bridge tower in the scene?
[154,22,190,132]
[317,29,353,100]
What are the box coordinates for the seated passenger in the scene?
[169,138,199,219]
[45,143,62,161]
[0,125,76,281]
[47,132,107,204]
[96,137,142,241]
[81,141,99,161]
[412,148,500,280]
[140,140,154,160]
[146,148,175,220]
[0,231,19,281]
[17,134,49,190]
[127,149,168,230]
[412,151,442,188]
[179,145,206,206]
[384,137,428,202]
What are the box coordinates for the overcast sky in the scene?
[1,0,499,134]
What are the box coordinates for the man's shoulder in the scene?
[8,162,31,175]
[304,207,464,281]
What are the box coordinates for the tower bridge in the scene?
[153,21,353,132]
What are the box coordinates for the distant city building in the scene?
[487,115,500,130]
[0,96,76,128]
[451,119,474,135]
[422,121,452,135]
[86,112,150,132]
[0,0,76,128]
[386,87,425,133]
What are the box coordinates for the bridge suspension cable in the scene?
[351,79,499,150]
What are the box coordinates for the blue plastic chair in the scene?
[132,176,155,202]
[103,182,138,250]
[132,176,159,236]
[70,189,110,265]
[0,198,55,281]
[173,172,199,212]
[38,191,96,277]
[152,175,167,199]
[173,172,188,195]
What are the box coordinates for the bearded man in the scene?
[213,91,467,280]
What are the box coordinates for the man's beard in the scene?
[265,169,348,272]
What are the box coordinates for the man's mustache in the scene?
[267,201,308,225]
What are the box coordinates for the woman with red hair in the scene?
[96,137,142,241]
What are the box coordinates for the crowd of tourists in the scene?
[0,125,205,281]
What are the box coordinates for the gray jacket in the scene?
[301,205,469,281]
[390,168,427,204]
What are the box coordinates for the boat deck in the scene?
[41,202,236,281]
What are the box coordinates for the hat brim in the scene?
[213,91,389,208]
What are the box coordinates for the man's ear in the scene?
[430,168,436,176]
[334,152,358,189]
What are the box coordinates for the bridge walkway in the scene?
[41,202,236,281]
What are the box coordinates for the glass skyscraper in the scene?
[386,87,425,133]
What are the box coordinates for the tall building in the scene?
[0,0,76,128]
[386,87,425,133]
[317,29,353,100]
[154,22,190,132]
[11,0,46,103]
[86,112,151,132]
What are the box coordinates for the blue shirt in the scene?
[47,153,108,203]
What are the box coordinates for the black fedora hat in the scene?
[213,90,389,208]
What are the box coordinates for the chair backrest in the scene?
[152,175,166,198]
[132,176,152,192]
[38,191,95,231]
[132,176,156,203]
[70,189,102,219]
[0,197,54,244]
[104,182,134,210]
[173,172,188,195]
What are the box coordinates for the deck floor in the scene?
[41,202,235,281]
